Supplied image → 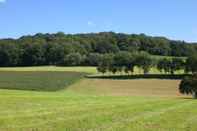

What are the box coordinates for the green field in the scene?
[0,66,97,74]
[0,67,196,131]
[0,71,85,91]
[0,66,184,75]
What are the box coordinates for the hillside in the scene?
[0,32,196,67]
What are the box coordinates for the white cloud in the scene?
[87,21,96,27]
[105,22,113,29]
[0,0,6,3]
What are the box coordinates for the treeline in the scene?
[96,51,197,75]
[0,32,197,67]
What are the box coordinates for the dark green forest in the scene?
[0,32,197,67]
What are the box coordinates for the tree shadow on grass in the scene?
[180,97,197,100]
[86,74,192,80]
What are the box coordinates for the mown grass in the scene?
[0,71,85,91]
[0,89,197,131]
[0,67,196,131]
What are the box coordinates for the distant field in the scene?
[0,67,196,131]
[68,79,183,97]
[0,71,85,91]
[0,66,184,75]
[0,66,97,74]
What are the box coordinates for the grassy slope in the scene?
[0,89,197,131]
[0,67,196,131]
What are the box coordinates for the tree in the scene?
[170,58,184,74]
[63,53,83,66]
[0,42,21,66]
[0,32,197,67]
[124,54,135,75]
[186,54,197,74]
[135,52,153,74]
[179,74,197,99]
[21,43,46,66]
[157,59,166,74]
[157,58,178,74]
[109,65,118,75]
[112,51,136,75]
[44,43,68,65]
[97,66,107,75]
[86,53,102,66]
[113,51,130,74]
[97,54,114,75]
[162,59,171,74]
[95,40,119,54]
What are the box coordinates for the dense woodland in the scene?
[0,32,197,67]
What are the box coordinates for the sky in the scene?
[0,0,197,42]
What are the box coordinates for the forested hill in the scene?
[0,32,196,67]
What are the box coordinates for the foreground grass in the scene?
[0,89,196,131]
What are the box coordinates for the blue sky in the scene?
[0,0,196,42]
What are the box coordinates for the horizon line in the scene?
[0,31,196,43]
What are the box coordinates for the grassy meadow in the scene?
[0,67,196,131]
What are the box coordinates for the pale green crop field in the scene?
[0,66,184,75]
[0,66,97,74]
[0,67,196,131]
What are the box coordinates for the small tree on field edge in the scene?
[179,74,197,99]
